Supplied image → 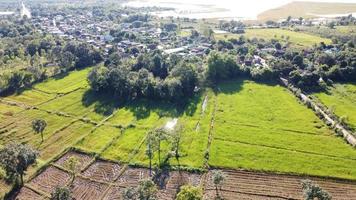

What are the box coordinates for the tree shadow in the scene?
[82,89,122,117]
[81,89,201,121]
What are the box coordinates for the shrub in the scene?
[176,185,203,200]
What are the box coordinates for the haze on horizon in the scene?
[125,0,356,19]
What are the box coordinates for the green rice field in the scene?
[313,83,356,130]
[1,68,356,183]
[209,80,356,180]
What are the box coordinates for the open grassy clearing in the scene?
[313,83,356,130]
[209,79,356,180]
[215,28,331,48]
[34,67,92,94]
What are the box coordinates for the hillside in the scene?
[258,1,356,21]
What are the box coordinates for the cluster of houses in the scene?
[29,9,214,59]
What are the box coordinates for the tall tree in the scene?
[32,119,47,142]
[212,170,226,198]
[0,142,38,185]
[152,128,168,166]
[146,132,155,177]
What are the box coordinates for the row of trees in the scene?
[88,51,198,102]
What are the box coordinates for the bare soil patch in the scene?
[114,167,150,187]
[82,160,122,182]
[102,185,126,200]
[203,170,356,200]
[28,166,71,194]
[11,187,44,200]
[54,150,93,171]
[13,152,356,200]
[70,176,109,200]
[157,171,203,200]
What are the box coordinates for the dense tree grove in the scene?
[88,51,199,102]
[0,19,102,95]
[207,51,242,83]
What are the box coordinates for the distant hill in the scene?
[257,1,356,21]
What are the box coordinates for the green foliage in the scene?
[32,119,47,142]
[122,179,157,200]
[314,83,356,130]
[207,51,241,83]
[0,142,38,185]
[212,170,225,198]
[301,180,332,200]
[176,185,202,200]
[88,51,199,102]
[65,156,79,173]
[137,179,158,200]
[51,187,72,200]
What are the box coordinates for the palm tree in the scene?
[32,119,47,143]
[146,132,155,177]
[152,128,167,166]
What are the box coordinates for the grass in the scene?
[101,127,150,163]
[215,28,331,48]
[0,102,23,120]
[3,89,56,106]
[39,89,93,117]
[75,125,122,153]
[209,79,356,180]
[313,83,356,130]
[1,66,356,182]
[34,67,92,94]
[128,91,213,168]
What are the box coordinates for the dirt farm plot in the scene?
[12,151,356,200]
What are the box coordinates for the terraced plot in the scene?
[13,152,356,200]
[3,89,56,106]
[34,67,92,94]
[313,83,356,130]
[128,92,214,168]
[0,102,23,120]
[75,125,122,153]
[209,79,356,180]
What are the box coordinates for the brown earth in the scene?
[203,170,356,200]
[11,187,45,200]
[81,160,121,182]
[28,166,71,194]
[54,151,93,171]
[12,151,356,200]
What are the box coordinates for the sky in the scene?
[126,0,356,19]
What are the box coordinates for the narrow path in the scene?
[280,78,356,147]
